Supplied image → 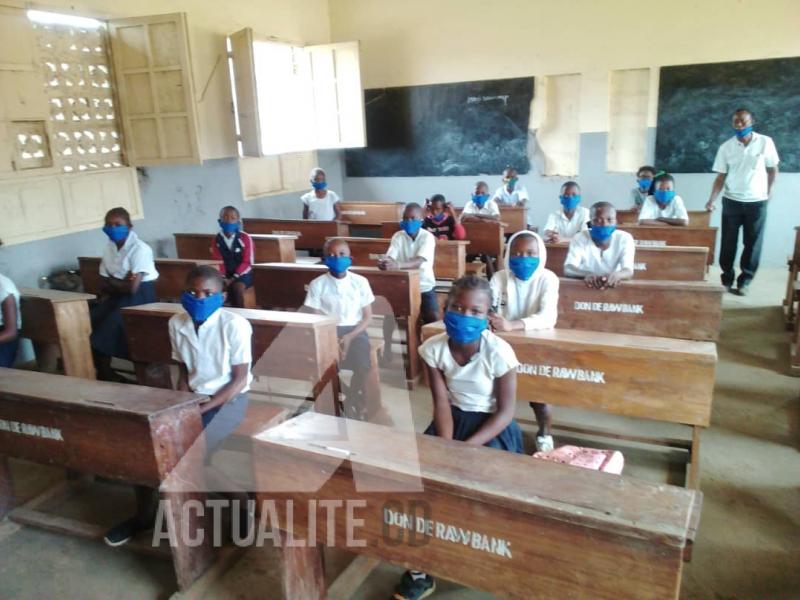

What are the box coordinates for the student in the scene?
[638,173,689,226]
[211,205,254,308]
[302,238,380,419]
[301,167,341,221]
[564,202,635,289]
[543,181,590,242]
[104,265,252,546]
[422,194,465,240]
[491,166,529,207]
[91,207,159,381]
[394,274,522,600]
[488,231,558,452]
[630,165,656,211]
[461,181,500,221]
[378,203,439,364]
[0,272,20,368]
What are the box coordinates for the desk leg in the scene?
[278,541,325,600]
[402,317,420,390]
[54,302,96,380]
[0,456,14,518]
[32,341,60,374]
[687,426,701,489]
[162,489,215,590]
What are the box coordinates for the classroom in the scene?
[0,0,798,598]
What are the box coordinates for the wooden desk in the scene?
[78,257,220,301]
[254,412,701,600]
[242,219,350,252]
[617,209,711,228]
[174,233,297,264]
[0,368,211,590]
[618,225,717,267]
[783,226,800,324]
[337,202,405,226]
[121,303,340,415]
[499,206,527,233]
[546,242,709,281]
[252,263,422,384]
[19,288,96,380]
[422,322,716,488]
[556,278,724,341]
[332,236,468,280]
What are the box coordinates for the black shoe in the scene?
[393,572,436,600]
[103,516,145,547]
[734,286,749,296]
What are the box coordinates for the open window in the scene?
[227,29,365,157]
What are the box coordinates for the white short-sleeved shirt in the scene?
[419,330,519,413]
[492,185,529,206]
[564,230,636,275]
[169,309,253,395]
[462,198,501,217]
[99,230,159,282]
[301,190,340,220]
[386,229,437,292]
[712,132,780,202]
[303,271,375,327]
[638,195,689,222]
[0,274,21,329]
[543,206,590,239]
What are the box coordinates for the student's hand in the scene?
[199,396,216,412]
[339,333,353,360]
[545,231,559,243]
[378,257,398,270]
[488,313,512,332]
[606,272,624,288]
[585,275,607,289]
[705,199,717,212]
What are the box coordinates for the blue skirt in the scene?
[425,405,524,453]
[0,337,18,368]
[90,280,157,359]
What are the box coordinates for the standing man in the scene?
[706,108,780,295]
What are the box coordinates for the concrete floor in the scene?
[1,267,798,599]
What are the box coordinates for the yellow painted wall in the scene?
[329,0,800,132]
[27,0,331,158]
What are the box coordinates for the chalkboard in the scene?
[345,77,534,177]
[655,57,800,173]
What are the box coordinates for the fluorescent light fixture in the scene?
[27,9,104,29]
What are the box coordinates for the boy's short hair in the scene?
[404,202,422,212]
[105,207,132,225]
[561,180,580,192]
[654,173,675,185]
[429,194,446,204]
[309,167,325,179]
[446,274,491,309]
[734,107,755,120]
[185,265,224,290]
[323,237,349,254]
[590,201,616,216]
[475,181,489,191]
[219,205,240,218]
[637,165,656,176]
[503,165,517,175]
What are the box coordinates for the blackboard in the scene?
[655,57,800,173]
[345,77,534,177]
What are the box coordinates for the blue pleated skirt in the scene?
[424,405,524,453]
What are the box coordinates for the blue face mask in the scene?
[590,224,616,244]
[472,193,489,207]
[444,310,487,344]
[218,220,240,234]
[102,224,129,242]
[734,126,753,139]
[505,177,518,190]
[324,255,352,275]
[654,189,675,204]
[311,180,328,191]
[400,219,422,236]
[560,195,581,211]
[509,256,540,281]
[637,178,652,191]
[181,291,224,323]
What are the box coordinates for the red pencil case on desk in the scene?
[533,445,624,475]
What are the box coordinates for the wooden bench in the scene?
[546,242,709,281]
[422,322,717,488]
[252,263,422,385]
[556,278,724,341]
[783,226,800,326]
[78,256,221,301]
[19,289,96,380]
[618,225,717,267]
[121,303,340,415]
[338,202,405,237]
[331,236,468,280]
[174,233,297,264]
[241,218,350,252]
[253,412,702,599]
[617,209,711,227]
[0,368,212,590]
